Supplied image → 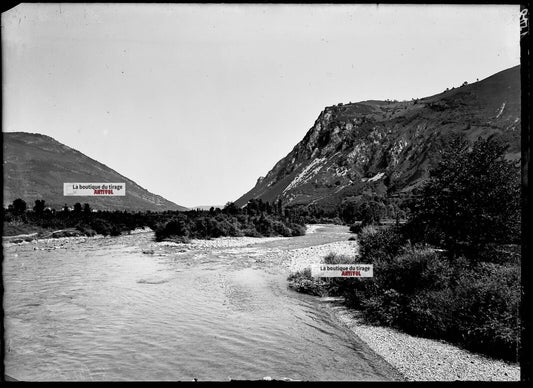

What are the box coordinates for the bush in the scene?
[255,215,274,236]
[289,223,307,236]
[361,288,403,326]
[90,218,112,236]
[341,243,520,361]
[321,253,358,296]
[287,268,327,296]
[323,253,355,265]
[476,243,521,265]
[75,222,96,237]
[12,198,27,215]
[358,225,405,262]
[272,220,293,237]
[242,228,261,237]
[343,247,448,321]
[110,225,122,236]
[155,217,190,241]
[445,262,520,360]
[349,222,363,234]
[376,247,449,295]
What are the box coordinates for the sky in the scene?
[2,4,520,208]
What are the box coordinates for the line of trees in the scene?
[3,198,308,240]
[153,200,306,241]
[4,185,413,238]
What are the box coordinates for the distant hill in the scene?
[3,132,188,212]
[235,65,521,208]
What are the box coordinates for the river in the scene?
[3,225,401,381]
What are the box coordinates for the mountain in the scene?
[3,132,188,212]
[235,65,521,209]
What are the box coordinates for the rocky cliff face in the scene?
[3,132,188,211]
[235,65,521,208]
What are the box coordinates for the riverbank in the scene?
[3,224,327,248]
[333,307,520,381]
[282,235,520,381]
[2,227,153,248]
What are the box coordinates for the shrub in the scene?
[75,222,96,237]
[401,289,456,338]
[342,244,520,361]
[156,217,190,241]
[445,262,520,360]
[376,247,449,295]
[358,225,405,262]
[476,243,521,265]
[361,288,403,326]
[287,268,327,296]
[255,215,274,236]
[349,222,363,234]
[90,218,112,236]
[321,253,358,296]
[323,253,355,265]
[289,223,306,236]
[110,225,122,236]
[242,227,261,237]
[343,247,449,322]
[272,220,293,237]
[12,198,27,215]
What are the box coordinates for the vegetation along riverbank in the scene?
[2,198,310,242]
[288,136,521,375]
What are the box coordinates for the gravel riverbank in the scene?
[334,308,520,381]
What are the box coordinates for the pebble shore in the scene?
[285,240,357,273]
[334,308,520,381]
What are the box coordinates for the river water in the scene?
[3,225,400,381]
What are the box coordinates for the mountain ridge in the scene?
[235,65,521,208]
[3,131,188,212]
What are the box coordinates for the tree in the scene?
[408,135,520,257]
[361,201,386,226]
[12,198,27,215]
[33,199,45,214]
[223,202,239,216]
[276,199,283,216]
[339,199,359,224]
